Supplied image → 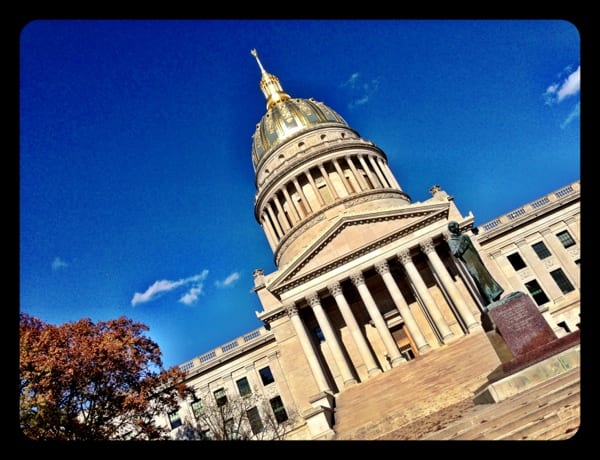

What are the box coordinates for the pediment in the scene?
[267,201,450,294]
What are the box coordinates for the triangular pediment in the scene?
[268,201,450,294]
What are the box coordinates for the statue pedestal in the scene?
[487,291,556,356]
[474,291,581,403]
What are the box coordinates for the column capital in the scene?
[327,281,343,297]
[374,259,390,275]
[419,238,435,254]
[350,271,365,286]
[285,303,298,317]
[396,248,412,265]
[305,292,321,308]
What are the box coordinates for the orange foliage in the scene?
[19,313,192,440]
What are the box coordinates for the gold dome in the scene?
[251,97,348,168]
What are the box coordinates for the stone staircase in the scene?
[332,330,580,441]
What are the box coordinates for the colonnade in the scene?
[258,151,403,249]
[283,238,481,394]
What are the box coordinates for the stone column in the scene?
[328,281,381,376]
[286,303,332,393]
[376,157,401,189]
[367,155,390,188]
[260,213,278,249]
[306,292,357,387]
[317,164,339,199]
[357,154,381,188]
[420,239,481,332]
[292,177,313,214]
[331,158,353,195]
[344,155,368,191]
[272,194,292,231]
[265,202,284,238]
[374,260,430,352]
[397,249,454,342]
[304,170,326,207]
[281,186,301,224]
[350,272,405,367]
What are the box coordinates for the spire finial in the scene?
[251,49,267,75]
[250,49,291,110]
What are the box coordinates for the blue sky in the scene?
[19,19,580,370]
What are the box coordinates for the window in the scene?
[556,230,576,248]
[550,268,576,294]
[236,377,252,397]
[247,406,264,435]
[259,366,275,386]
[507,252,527,270]
[191,398,204,419]
[524,279,550,306]
[532,241,552,259]
[168,411,182,429]
[269,396,289,424]
[214,388,227,407]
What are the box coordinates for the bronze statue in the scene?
[447,221,504,306]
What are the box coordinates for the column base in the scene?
[390,355,408,367]
[467,322,483,332]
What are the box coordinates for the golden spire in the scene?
[251,49,291,110]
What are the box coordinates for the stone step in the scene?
[333,331,502,439]
[465,390,580,440]
[420,367,580,441]
[332,325,580,441]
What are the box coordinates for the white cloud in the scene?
[341,72,381,110]
[556,66,580,101]
[179,286,204,306]
[131,269,209,306]
[215,271,240,288]
[560,101,580,129]
[51,257,68,271]
[341,72,360,88]
[544,65,580,105]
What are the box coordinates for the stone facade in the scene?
[157,52,580,440]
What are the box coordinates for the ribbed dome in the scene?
[251,97,348,168]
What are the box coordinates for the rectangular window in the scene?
[191,399,204,419]
[247,406,264,435]
[550,268,576,294]
[259,366,275,386]
[269,396,289,424]
[507,252,527,271]
[214,388,228,407]
[317,182,334,204]
[168,411,182,429]
[524,279,550,306]
[236,377,252,397]
[556,230,576,248]
[532,241,552,259]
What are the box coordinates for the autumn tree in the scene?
[19,313,192,440]
[174,387,299,441]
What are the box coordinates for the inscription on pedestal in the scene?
[487,292,557,356]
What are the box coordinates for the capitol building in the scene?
[156,51,580,440]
